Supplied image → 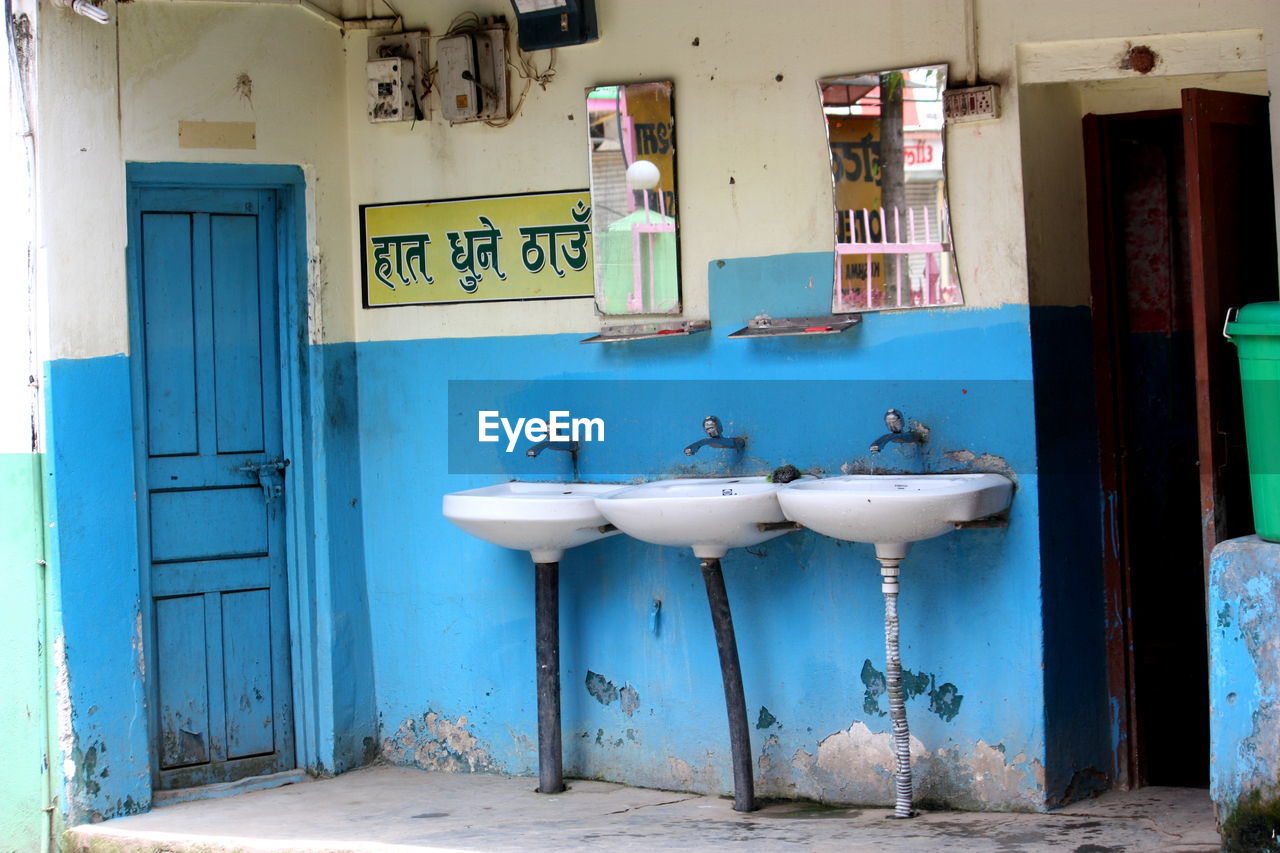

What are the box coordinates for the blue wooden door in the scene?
[131,186,295,789]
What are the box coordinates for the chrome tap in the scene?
[527,439,579,458]
[684,415,746,456]
[869,409,925,453]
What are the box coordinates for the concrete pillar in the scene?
[1209,535,1280,849]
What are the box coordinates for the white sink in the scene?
[442,481,621,563]
[778,473,1012,559]
[593,476,790,559]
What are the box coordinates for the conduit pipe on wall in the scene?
[139,0,398,32]
[50,0,108,24]
[963,0,978,86]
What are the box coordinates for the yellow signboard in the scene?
[828,115,886,303]
[361,190,593,307]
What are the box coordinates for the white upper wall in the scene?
[37,0,351,360]
[3,0,38,453]
[348,0,1015,343]
[34,0,1280,354]
[347,0,1280,342]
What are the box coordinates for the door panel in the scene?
[1183,88,1279,564]
[149,487,269,562]
[155,594,212,769]
[222,589,277,759]
[133,186,294,790]
[211,215,268,454]
[141,213,199,457]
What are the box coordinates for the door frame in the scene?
[125,162,321,787]
[1082,108,1185,790]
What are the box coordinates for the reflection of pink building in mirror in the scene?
[820,66,959,311]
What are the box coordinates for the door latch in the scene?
[238,458,290,503]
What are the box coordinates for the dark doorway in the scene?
[1083,90,1278,789]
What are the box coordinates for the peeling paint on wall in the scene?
[1210,537,1280,836]
[942,450,1016,480]
[585,671,619,706]
[380,711,498,773]
[131,610,144,680]
[619,684,640,717]
[754,721,1045,810]
[307,249,326,346]
[666,755,721,793]
[860,658,963,722]
[55,635,77,806]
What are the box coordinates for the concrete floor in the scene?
[67,766,1222,853]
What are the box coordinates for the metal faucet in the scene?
[684,415,746,456]
[869,409,925,453]
[527,439,579,459]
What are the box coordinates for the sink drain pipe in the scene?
[879,554,915,818]
[535,561,565,794]
[699,558,756,812]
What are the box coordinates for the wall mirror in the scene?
[586,81,681,315]
[820,64,962,312]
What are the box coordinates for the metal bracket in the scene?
[756,521,804,532]
[952,513,1009,529]
[238,458,290,503]
[580,319,711,344]
[727,314,861,338]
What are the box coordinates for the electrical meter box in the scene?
[367,58,416,123]
[473,24,509,122]
[438,34,480,123]
[367,31,429,123]
[438,23,509,124]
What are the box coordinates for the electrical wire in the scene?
[486,45,554,128]
[379,0,403,32]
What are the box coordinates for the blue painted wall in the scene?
[1029,305,1113,803]
[40,342,377,825]
[360,252,1058,808]
[43,355,151,826]
[311,342,378,773]
[37,251,1117,820]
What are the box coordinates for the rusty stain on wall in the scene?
[380,711,498,773]
[1118,44,1159,74]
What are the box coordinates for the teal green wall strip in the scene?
[0,452,49,849]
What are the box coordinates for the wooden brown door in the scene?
[1183,88,1279,567]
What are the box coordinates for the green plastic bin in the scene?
[1226,301,1280,542]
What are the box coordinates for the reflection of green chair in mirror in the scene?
[598,206,678,314]
[597,159,678,314]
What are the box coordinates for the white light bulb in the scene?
[625,160,661,191]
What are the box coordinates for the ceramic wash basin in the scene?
[593,476,789,559]
[778,473,1012,558]
[442,481,621,563]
